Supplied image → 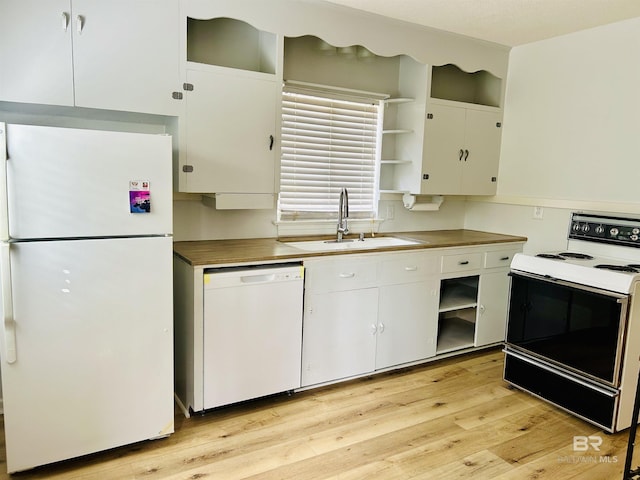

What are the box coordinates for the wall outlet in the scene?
[386,204,395,220]
[533,206,544,220]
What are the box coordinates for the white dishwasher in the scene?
[203,263,304,409]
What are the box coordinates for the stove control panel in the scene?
[570,213,640,247]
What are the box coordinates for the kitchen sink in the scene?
[283,236,423,252]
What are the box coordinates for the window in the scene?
[279,85,382,221]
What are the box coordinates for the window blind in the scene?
[280,87,381,220]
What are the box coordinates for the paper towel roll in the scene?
[402,194,444,211]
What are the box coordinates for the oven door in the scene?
[506,271,629,387]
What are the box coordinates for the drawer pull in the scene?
[404,266,418,271]
[459,260,469,265]
[338,272,355,279]
[500,256,510,261]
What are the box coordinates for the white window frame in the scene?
[279,82,385,222]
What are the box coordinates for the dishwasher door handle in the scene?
[240,273,276,284]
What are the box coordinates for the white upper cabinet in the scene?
[377,60,504,196]
[0,0,180,115]
[72,0,180,115]
[421,103,502,195]
[0,0,75,106]
[177,14,282,196]
[183,66,278,194]
[419,64,503,195]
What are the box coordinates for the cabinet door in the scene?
[301,289,378,387]
[183,68,277,193]
[461,109,502,195]
[0,0,74,105]
[71,0,180,115]
[421,103,465,194]
[475,271,510,346]
[377,279,439,369]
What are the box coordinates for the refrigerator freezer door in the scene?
[5,124,172,239]
[0,236,174,473]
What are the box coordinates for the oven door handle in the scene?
[503,347,619,397]
[509,270,630,301]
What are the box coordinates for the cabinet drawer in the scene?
[380,252,439,285]
[304,259,378,293]
[441,252,482,273]
[484,249,517,269]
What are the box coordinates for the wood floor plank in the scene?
[0,348,634,480]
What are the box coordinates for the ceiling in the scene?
[323,0,640,46]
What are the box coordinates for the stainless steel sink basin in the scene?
[284,236,422,252]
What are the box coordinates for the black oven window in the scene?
[507,274,624,384]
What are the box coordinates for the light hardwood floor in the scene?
[0,348,637,479]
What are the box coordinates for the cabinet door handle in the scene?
[378,323,385,333]
[269,135,274,151]
[76,15,84,34]
[458,149,464,161]
[463,149,469,161]
[370,324,377,335]
[61,12,69,32]
[338,272,355,278]
[404,266,418,271]
[459,260,469,265]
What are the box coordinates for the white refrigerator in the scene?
[0,123,174,473]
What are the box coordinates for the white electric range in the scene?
[505,212,640,432]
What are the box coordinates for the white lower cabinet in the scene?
[437,245,522,354]
[475,270,511,346]
[377,279,439,369]
[301,251,441,387]
[301,255,379,387]
[301,244,522,388]
[301,288,378,387]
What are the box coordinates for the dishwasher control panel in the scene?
[273,270,304,281]
[204,263,304,288]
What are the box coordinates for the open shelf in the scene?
[381,159,412,165]
[437,276,479,354]
[439,277,478,312]
[379,189,409,194]
[436,316,475,354]
[384,97,414,105]
[383,129,413,135]
[430,64,501,108]
[187,17,277,74]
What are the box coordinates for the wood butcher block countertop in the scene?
[173,230,527,267]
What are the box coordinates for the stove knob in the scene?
[595,225,605,234]
[572,223,581,232]
[581,224,590,232]
[633,228,640,235]
[632,235,639,241]
[610,227,619,237]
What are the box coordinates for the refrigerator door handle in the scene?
[0,122,9,242]
[0,242,16,363]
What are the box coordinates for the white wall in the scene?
[497,16,640,204]
[173,196,467,241]
[465,17,640,251]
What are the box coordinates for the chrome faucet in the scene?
[337,187,349,242]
